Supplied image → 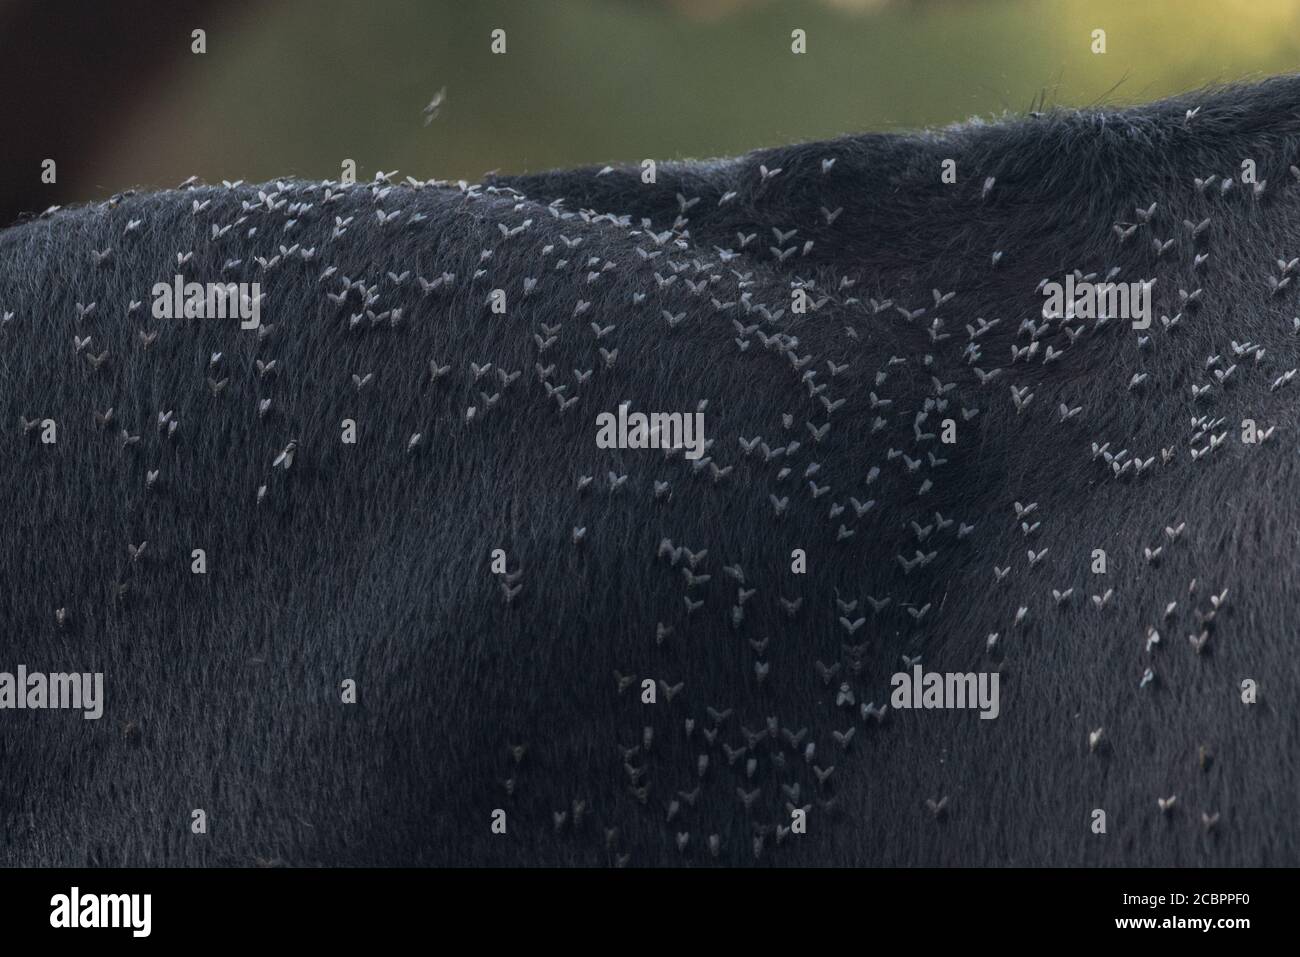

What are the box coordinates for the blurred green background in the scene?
[6,0,1300,222]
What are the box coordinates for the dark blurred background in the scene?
[4,0,1300,227]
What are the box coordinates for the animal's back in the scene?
[2,75,1299,866]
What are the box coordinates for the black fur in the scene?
[3,76,1299,867]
